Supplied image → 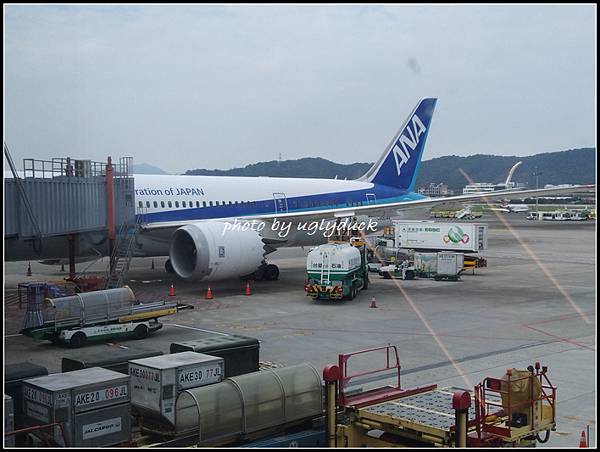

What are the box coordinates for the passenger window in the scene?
[146,201,150,208]
[182,201,186,207]
[209,201,213,207]
[203,201,207,207]
[175,201,179,208]
[138,201,143,208]
[153,201,158,208]
[161,201,165,208]
[196,201,200,208]
[168,201,172,208]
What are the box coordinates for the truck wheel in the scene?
[264,264,280,281]
[70,332,86,348]
[134,324,149,339]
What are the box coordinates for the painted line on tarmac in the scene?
[525,325,595,351]
[163,323,230,336]
[5,334,21,338]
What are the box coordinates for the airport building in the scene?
[418,183,454,197]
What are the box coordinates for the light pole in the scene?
[532,167,542,213]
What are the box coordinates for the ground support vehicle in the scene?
[305,239,369,301]
[20,287,192,347]
[378,261,417,280]
[322,346,557,447]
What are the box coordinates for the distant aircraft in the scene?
[5,98,594,281]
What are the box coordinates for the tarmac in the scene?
[3,214,596,447]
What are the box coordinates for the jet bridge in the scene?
[4,150,136,280]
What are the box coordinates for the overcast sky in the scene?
[4,4,596,174]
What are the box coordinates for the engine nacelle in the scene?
[169,222,266,281]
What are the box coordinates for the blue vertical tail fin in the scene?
[360,98,437,191]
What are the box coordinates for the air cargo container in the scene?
[5,395,15,447]
[62,347,163,374]
[170,334,259,377]
[394,221,488,253]
[22,367,131,447]
[129,352,224,428]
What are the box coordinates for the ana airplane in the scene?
[5,98,594,282]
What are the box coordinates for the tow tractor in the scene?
[378,260,417,280]
[323,345,557,447]
[20,287,193,348]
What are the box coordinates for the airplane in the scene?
[490,202,530,213]
[5,98,595,282]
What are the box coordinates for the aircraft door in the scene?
[273,192,288,214]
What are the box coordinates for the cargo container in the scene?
[129,352,224,428]
[4,362,48,445]
[170,334,259,377]
[435,253,464,281]
[22,367,131,447]
[5,395,15,447]
[414,252,438,276]
[394,221,488,253]
[62,347,163,374]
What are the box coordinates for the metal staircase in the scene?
[105,214,143,289]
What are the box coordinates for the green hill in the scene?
[184,148,596,189]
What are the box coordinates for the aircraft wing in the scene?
[141,184,595,230]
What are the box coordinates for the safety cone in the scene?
[27,262,32,276]
[370,296,378,308]
[245,280,252,296]
[169,283,175,297]
[205,286,214,300]
[579,430,587,448]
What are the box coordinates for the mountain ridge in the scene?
[183,148,595,190]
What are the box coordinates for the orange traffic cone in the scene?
[370,296,378,308]
[245,280,252,296]
[205,286,213,300]
[169,283,175,297]
[579,430,587,448]
[27,262,32,276]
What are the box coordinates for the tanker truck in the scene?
[305,240,369,301]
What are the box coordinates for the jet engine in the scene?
[169,221,266,281]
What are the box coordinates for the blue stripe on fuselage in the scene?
[137,185,426,223]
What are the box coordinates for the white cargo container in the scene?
[394,221,488,253]
[129,352,224,426]
[22,367,131,447]
[437,253,464,276]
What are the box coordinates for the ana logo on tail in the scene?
[392,114,427,176]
